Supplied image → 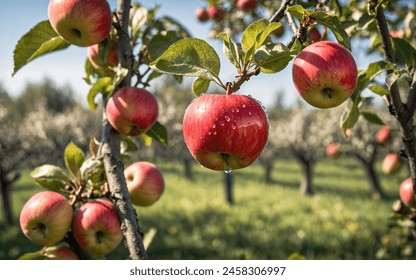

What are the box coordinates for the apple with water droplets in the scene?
[183,93,269,171]
[19,191,73,246]
[72,199,123,257]
[48,0,112,47]
[292,41,358,109]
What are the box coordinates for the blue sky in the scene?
[0,0,379,108]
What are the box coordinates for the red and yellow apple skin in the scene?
[183,93,269,171]
[48,0,112,47]
[292,41,358,109]
[106,87,159,136]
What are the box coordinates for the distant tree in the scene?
[273,107,340,195]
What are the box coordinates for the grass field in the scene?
[0,157,409,260]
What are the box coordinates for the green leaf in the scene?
[192,77,210,96]
[79,158,104,183]
[148,31,182,61]
[64,142,85,179]
[241,19,281,64]
[120,136,139,153]
[217,32,241,68]
[316,12,351,50]
[386,72,401,90]
[254,42,292,74]
[392,37,416,73]
[13,20,70,76]
[286,5,306,20]
[130,4,148,40]
[145,121,168,145]
[368,84,389,96]
[18,251,42,260]
[340,99,361,136]
[87,77,113,110]
[149,38,221,83]
[361,111,385,125]
[30,164,71,192]
[138,134,153,146]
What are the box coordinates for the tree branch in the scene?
[370,0,416,200]
[100,0,148,260]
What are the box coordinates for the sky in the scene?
[0,0,380,109]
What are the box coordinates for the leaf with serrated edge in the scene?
[13,20,70,76]
[254,42,292,74]
[286,5,306,20]
[361,111,385,125]
[64,142,85,179]
[192,77,210,96]
[145,121,168,145]
[87,77,113,110]
[149,38,221,82]
[217,32,241,68]
[316,12,351,50]
[30,164,71,192]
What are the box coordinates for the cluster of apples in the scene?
[196,0,257,23]
[18,0,166,259]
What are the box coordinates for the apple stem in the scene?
[323,88,333,99]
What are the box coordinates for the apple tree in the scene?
[11,0,416,260]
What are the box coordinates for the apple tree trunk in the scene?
[356,156,385,199]
[263,162,274,183]
[299,159,314,196]
[183,158,194,180]
[0,169,19,225]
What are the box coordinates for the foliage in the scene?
[1,158,408,260]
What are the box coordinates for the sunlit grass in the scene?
[0,157,407,260]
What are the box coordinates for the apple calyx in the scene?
[323,88,333,99]
[32,223,47,239]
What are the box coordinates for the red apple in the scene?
[196,7,209,22]
[19,191,73,246]
[87,40,118,71]
[72,199,123,257]
[124,162,165,207]
[48,0,112,47]
[376,126,392,146]
[382,152,403,174]
[183,93,269,171]
[292,41,358,109]
[399,178,416,208]
[207,6,225,22]
[236,0,257,12]
[309,26,322,42]
[326,142,342,159]
[42,245,79,260]
[106,87,158,136]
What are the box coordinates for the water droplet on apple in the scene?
[225,116,231,122]
[248,112,252,115]
[208,131,212,135]
[213,131,217,135]
[212,124,216,129]
[241,103,246,108]
[231,125,236,130]
[235,108,239,113]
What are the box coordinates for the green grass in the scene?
[0,157,407,260]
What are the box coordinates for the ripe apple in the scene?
[207,6,225,22]
[292,41,358,109]
[376,126,392,146]
[309,26,322,42]
[72,199,123,257]
[326,142,342,159]
[182,93,269,171]
[19,191,73,246]
[48,0,112,47]
[106,87,158,136]
[382,152,403,174]
[124,162,165,207]
[42,245,79,260]
[399,178,416,208]
[87,40,118,71]
[236,0,257,12]
[196,7,209,22]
